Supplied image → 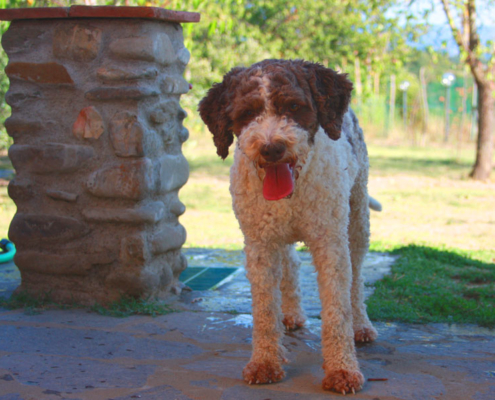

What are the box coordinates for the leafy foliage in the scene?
[0,0,414,147]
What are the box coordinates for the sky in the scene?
[388,0,495,56]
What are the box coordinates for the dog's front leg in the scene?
[308,237,364,394]
[243,242,286,385]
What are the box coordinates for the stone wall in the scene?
[3,16,192,305]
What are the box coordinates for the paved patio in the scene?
[1,249,494,400]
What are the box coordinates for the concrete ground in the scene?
[1,249,494,400]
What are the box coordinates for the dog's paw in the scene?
[282,313,306,331]
[354,325,378,343]
[322,369,364,394]
[243,360,285,384]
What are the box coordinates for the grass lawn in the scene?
[1,132,494,326]
[181,133,495,327]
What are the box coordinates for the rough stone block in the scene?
[45,189,78,202]
[170,195,186,217]
[5,89,42,108]
[5,62,74,84]
[109,34,176,65]
[179,126,189,143]
[4,117,47,139]
[2,10,194,305]
[8,179,35,202]
[110,111,144,157]
[151,223,186,254]
[156,154,189,193]
[160,76,190,94]
[177,47,190,66]
[53,24,101,61]
[9,213,90,247]
[15,251,116,275]
[82,201,165,224]
[97,66,158,82]
[9,143,95,174]
[73,106,105,140]
[120,233,149,266]
[149,109,169,125]
[85,87,159,101]
[86,158,153,200]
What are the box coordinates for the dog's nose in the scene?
[260,142,286,163]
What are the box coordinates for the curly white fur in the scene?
[231,110,377,392]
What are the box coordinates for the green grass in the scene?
[367,244,495,327]
[367,144,475,179]
[0,291,59,316]
[1,129,494,325]
[90,297,176,318]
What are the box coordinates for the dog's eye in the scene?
[289,104,299,112]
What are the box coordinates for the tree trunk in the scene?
[470,81,494,180]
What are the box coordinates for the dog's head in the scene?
[198,60,353,200]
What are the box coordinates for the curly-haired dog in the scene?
[199,59,378,394]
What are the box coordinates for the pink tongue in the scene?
[263,163,294,201]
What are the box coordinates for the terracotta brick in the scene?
[68,6,200,23]
[5,62,74,84]
[0,6,200,23]
[73,106,105,140]
[0,7,69,21]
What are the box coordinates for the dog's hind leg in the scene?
[242,242,287,385]
[349,176,378,343]
[280,245,306,331]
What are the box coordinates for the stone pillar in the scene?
[0,6,200,305]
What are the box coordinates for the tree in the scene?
[441,0,494,180]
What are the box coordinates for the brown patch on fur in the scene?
[304,62,353,141]
[322,369,364,394]
[199,59,354,158]
[243,360,285,384]
[198,67,245,159]
[282,314,306,331]
[354,327,378,343]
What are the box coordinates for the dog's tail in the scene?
[369,196,382,212]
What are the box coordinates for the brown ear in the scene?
[198,67,245,159]
[304,62,353,140]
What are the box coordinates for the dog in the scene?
[199,59,378,394]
